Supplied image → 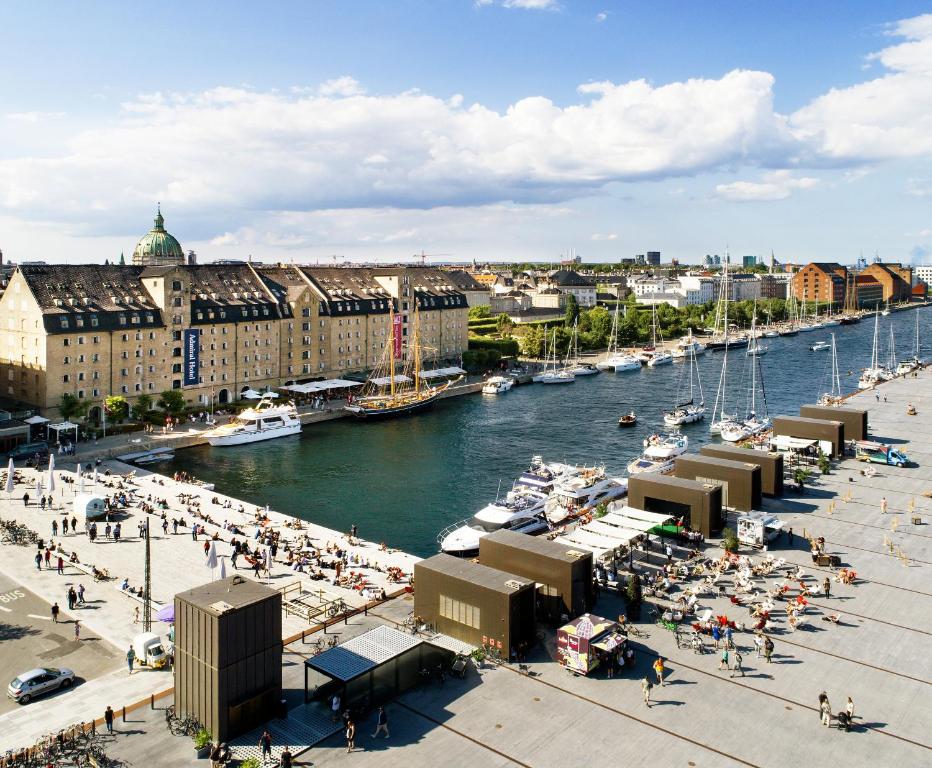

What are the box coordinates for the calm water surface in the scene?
[164,307,931,556]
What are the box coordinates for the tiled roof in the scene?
[548,269,596,287]
[443,269,486,292]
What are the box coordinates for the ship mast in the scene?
[413,298,422,394]
[389,301,396,398]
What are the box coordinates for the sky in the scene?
[1,1,932,266]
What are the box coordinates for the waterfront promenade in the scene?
[0,368,929,765]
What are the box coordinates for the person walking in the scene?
[113,523,121,542]
[881,496,888,514]
[845,696,854,723]
[67,587,76,610]
[51,602,60,623]
[724,626,733,649]
[258,730,272,765]
[162,519,168,536]
[764,636,774,663]
[653,656,665,686]
[719,647,729,672]
[823,576,831,598]
[134,606,140,624]
[345,720,356,753]
[641,676,653,707]
[820,694,832,727]
[105,522,112,540]
[71,516,77,533]
[126,646,136,674]
[753,633,763,658]
[712,624,721,649]
[44,549,51,568]
[57,555,64,575]
[35,551,42,571]
[104,706,114,734]
[731,650,744,677]
[192,525,198,541]
[77,583,86,604]
[372,706,390,738]
[52,519,58,537]
[23,492,30,506]
[279,747,294,768]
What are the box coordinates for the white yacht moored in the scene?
[626,431,688,475]
[205,394,301,446]
[482,375,514,394]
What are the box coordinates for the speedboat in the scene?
[437,491,549,557]
[618,412,637,427]
[568,363,600,376]
[671,334,707,359]
[205,395,301,446]
[647,350,673,367]
[746,345,767,357]
[482,375,514,394]
[810,341,830,352]
[895,357,920,377]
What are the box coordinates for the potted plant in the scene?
[721,527,740,553]
[193,728,213,759]
[240,759,262,768]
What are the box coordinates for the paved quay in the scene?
[1,368,930,766]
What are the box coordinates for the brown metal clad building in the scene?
[478,529,593,623]
[627,475,723,536]
[673,454,762,512]
[174,576,282,741]
[699,444,784,497]
[414,554,536,655]
[800,404,868,441]
[772,415,845,458]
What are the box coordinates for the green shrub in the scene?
[240,758,262,768]
[468,336,519,357]
[193,729,213,749]
[721,527,740,552]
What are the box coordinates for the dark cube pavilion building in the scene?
[674,454,762,512]
[699,444,784,497]
[627,474,723,537]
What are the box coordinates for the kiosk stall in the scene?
[556,613,627,676]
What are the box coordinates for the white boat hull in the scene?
[206,421,302,446]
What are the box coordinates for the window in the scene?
[438,595,480,629]
[172,363,182,373]
[60,317,69,329]
[77,336,85,345]
[63,356,70,365]
[172,297,183,307]
[172,330,182,341]
[62,374,70,383]
[172,347,182,358]
[172,379,181,389]
[63,338,70,347]
[172,280,182,291]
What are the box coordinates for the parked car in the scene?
[2,441,50,465]
[7,667,74,704]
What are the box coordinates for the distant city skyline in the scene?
[2,2,931,266]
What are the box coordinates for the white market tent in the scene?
[24,415,50,425]
[371,375,412,386]
[48,421,79,442]
[606,504,675,525]
[769,436,818,451]
[600,512,657,532]
[417,366,466,379]
[582,520,645,542]
[280,379,363,395]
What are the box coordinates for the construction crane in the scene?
[413,250,451,266]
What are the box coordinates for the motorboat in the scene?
[482,375,514,394]
[746,344,767,357]
[205,395,301,446]
[133,450,175,465]
[544,473,628,524]
[810,341,831,352]
[618,412,637,427]
[568,363,600,376]
[626,431,688,474]
[437,491,549,557]
[671,332,707,359]
[513,456,580,494]
[647,350,674,367]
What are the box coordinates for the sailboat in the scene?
[710,293,738,435]
[565,321,599,376]
[745,306,768,356]
[706,259,749,350]
[857,311,893,389]
[646,305,673,366]
[597,303,641,372]
[817,334,842,405]
[895,312,923,375]
[345,301,461,419]
[721,316,771,442]
[536,329,575,385]
[663,345,705,425]
[881,298,890,316]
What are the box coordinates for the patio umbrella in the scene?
[46,454,56,495]
[5,458,13,496]
[218,556,227,580]
[262,391,279,398]
[206,540,218,571]
[155,604,175,623]
[241,389,262,400]
[92,467,98,487]
[35,477,43,497]
[76,463,84,494]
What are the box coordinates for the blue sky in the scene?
[2,1,931,265]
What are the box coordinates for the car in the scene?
[7,667,75,704]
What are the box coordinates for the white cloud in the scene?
[789,14,932,161]
[590,232,618,241]
[596,12,608,23]
[0,70,794,222]
[715,170,819,202]
[210,232,240,247]
[318,76,365,97]
[4,111,65,122]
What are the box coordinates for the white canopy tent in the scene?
[417,366,466,379]
[48,421,79,443]
[559,534,619,562]
[769,436,818,451]
[280,379,363,394]
[581,520,645,542]
[371,374,412,387]
[600,513,657,532]
[24,415,50,425]
[606,504,675,525]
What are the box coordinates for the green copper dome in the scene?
[132,205,184,266]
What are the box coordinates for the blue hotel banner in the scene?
[183,329,200,386]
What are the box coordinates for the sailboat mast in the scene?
[389,302,396,398]
[414,300,422,393]
[831,333,840,397]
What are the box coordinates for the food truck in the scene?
[854,440,908,467]
[556,613,627,676]
[736,512,784,548]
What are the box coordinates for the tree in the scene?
[563,294,579,328]
[133,393,153,420]
[495,313,514,335]
[59,393,90,422]
[157,389,186,416]
[625,572,643,620]
[519,325,545,358]
[468,305,491,320]
[104,395,129,422]
[817,451,831,475]
[587,306,612,346]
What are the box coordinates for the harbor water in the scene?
[164,307,931,557]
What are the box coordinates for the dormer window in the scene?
[60,317,69,329]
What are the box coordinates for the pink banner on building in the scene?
[392,314,402,359]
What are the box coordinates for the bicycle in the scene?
[326,599,348,618]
